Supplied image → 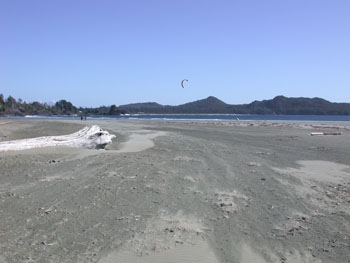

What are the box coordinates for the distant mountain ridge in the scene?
[119,96,350,115]
[1,93,349,116]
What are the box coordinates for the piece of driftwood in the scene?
[0,125,116,151]
[310,132,342,136]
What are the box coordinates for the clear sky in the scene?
[1,0,349,107]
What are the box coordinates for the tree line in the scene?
[0,94,126,116]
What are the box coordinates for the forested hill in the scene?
[119,96,350,115]
[236,96,350,115]
[1,94,350,116]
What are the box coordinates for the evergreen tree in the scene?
[0,94,4,111]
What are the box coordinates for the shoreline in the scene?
[1,113,350,123]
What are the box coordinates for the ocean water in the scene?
[18,114,350,122]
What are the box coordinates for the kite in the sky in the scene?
[181,79,188,88]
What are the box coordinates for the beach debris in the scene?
[48,159,61,164]
[255,151,272,156]
[214,191,249,213]
[39,206,56,214]
[310,132,342,136]
[183,176,196,183]
[0,125,116,151]
[308,146,332,151]
[174,156,199,162]
[247,162,261,167]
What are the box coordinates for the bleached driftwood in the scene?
[0,125,116,151]
[310,132,342,136]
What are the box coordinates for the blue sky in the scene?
[1,0,349,107]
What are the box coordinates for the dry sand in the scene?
[0,119,349,263]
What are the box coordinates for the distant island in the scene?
[1,93,350,116]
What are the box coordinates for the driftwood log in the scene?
[0,125,115,151]
[310,132,342,136]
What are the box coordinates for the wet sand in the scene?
[0,119,349,262]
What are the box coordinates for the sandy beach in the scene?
[0,119,349,263]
